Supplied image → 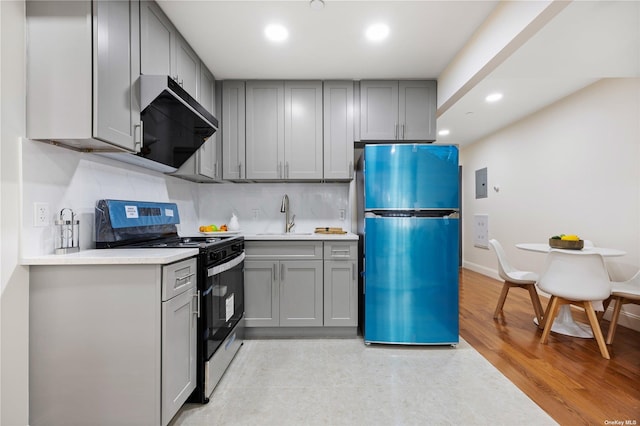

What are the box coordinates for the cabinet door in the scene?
[222,81,246,180]
[279,260,323,327]
[175,34,199,98]
[324,260,357,326]
[196,137,218,180]
[198,65,215,115]
[94,0,140,151]
[359,81,398,140]
[244,260,279,327]
[399,80,436,141]
[284,81,323,180]
[140,1,173,76]
[246,81,285,180]
[323,81,354,180]
[162,288,197,425]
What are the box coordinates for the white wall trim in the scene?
[463,261,499,281]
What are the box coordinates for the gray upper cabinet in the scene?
[172,72,221,182]
[245,81,285,180]
[26,0,141,153]
[360,80,436,141]
[198,66,216,116]
[246,81,323,180]
[284,81,323,180]
[175,35,200,97]
[222,81,247,180]
[323,81,354,180]
[398,81,437,141]
[140,1,201,102]
[140,1,173,77]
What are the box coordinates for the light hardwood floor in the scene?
[459,268,640,425]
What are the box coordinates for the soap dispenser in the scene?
[228,213,240,231]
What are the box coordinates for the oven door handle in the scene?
[207,252,245,277]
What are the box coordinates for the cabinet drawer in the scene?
[245,242,323,259]
[324,242,357,260]
[162,257,197,301]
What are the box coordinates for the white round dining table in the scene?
[516,243,626,338]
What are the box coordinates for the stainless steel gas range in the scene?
[95,199,244,403]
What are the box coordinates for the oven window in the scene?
[202,260,244,358]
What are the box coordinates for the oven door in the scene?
[202,252,245,361]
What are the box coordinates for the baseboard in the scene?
[461,263,640,334]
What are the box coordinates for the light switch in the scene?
[473,214,489,248]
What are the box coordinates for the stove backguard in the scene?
[95,199,181,248]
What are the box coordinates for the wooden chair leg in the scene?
[493,283,511,319]
[540,296,560,344]
[606,297,624,345]
[539,294,555,331]
[598,296,613,320]
[527,285,545,328]
[584,301,610,359]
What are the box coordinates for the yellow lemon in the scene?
[561,234,580,241]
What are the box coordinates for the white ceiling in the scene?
[158,0,640,146]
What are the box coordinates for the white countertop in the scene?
[243,232,359,241]
[22,248,199,266]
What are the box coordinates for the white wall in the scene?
[1,1,29,424]
[461,78,640,329]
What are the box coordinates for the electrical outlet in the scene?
[339,209,346,221]
[34,202,50,227]
[252,209,260,219]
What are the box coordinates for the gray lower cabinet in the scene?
[244,241,358,333]
[244,259,323,327]
[26,0,141,152]
[29,257,197,426]
[324,242,358,326]
[244,242,324,327]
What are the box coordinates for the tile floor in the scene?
[171,337,556,426]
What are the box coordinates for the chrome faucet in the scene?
[280,194,295,233]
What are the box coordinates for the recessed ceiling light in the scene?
[365,23,389,42]
[438,129,450,136]
[310,0,324,10]
[485,93,503,103]
[264,24,289,42]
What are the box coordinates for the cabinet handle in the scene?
[172,75,179,82]
[401,124,405,140]
[134,123,142,152]
[280,263,284,281]
[349,160,353,179]
[238,162,243,178]
[214,162,218,178]
[353,263,356,281]
[395,123,398,139]
[176,272,196,283]
[332,249,350,256]
[285,162,289,179]
[193,290,200,318]
[273,264,277,281]
[179,79,184,87]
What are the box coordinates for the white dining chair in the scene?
[605,270,640,345]
[489,239,544,326]
[536,250,612,359]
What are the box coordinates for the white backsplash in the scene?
[195,182,351,235]
[21,139,352,257]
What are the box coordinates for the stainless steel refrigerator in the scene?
[358,144,459,345]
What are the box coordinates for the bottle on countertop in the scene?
[228,213,240,231]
